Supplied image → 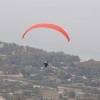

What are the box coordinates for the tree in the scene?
[91,88,100,94]
[98,94,100,100]
[59,94,63,99]
[68,91,75,98]
[62,98,68,100]
[36,95,43,100]
[22,91,31,97]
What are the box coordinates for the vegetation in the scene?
[0,41,100,100]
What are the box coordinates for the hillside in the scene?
[0,41,100,100]
[0,41,80,68]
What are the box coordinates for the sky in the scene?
[0,0,100,61]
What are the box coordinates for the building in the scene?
[0,97,7,100]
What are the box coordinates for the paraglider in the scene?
[22,23,70,42]
[44,61,48,67]
[22,23,70,68]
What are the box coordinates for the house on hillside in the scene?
[62,66,68,69]
[33,85,41,88]
[58,89,64,93]
[68,78,71,82]
[80,59,86,62]
[8,92,13,95]
[49,66,58,69]
[0,96,7,100]
[82,76,87,79]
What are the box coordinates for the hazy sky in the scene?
[0,0,100,61]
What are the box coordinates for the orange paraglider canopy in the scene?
[22,23,70,42]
